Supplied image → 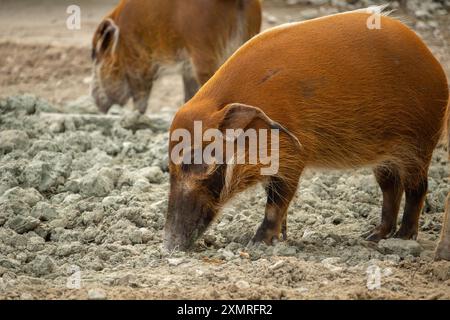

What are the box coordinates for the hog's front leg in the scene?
[252,175,300,245]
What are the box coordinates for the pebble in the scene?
[235,280,250,290]
[378,239,423,258]
[88,288,107,300]
[269,260,286,270]
[167,258,185,266]
[6,216,40,234]
[0,130,29,153]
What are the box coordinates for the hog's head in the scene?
[164,103,300,251]
[90,18,130,113]
[91,18,155,113]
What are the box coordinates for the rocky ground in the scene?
[0,0,450,300]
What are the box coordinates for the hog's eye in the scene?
[180,163,209,175]
[181,163,190,172]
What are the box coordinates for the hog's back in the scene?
[198,12,449,167]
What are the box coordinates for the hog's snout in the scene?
[90,79,114,113]
[90,66,131,113]
[164,188,215,251]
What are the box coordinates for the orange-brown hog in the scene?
[164,9,450,252]
[91,0,262,114]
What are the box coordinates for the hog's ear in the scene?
[218,103,302,149]
[92,18,119,60]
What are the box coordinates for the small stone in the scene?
[26,236,45,252]
[167,258,185,266]
[23,152,72,192]
[321,257,343,272]
[239,251,250,259]
[0,258,21,269]
[140,228,153,243]
[113,274,138,286]
[235,280,250,290]
[66,96,99,114]
[120,113,170,132]
[80,168,115,197]
[82,227,98,243]
[295,287,309,294]
[384,254,401,264]
[49,120,65,133]
[88,288,107,300]
[2,187,44,207]
[415,21,429,30]
[139,166,164,184]
[302,229,322,244]
[55,242,83,257]
[432,263,450,281]
[20,293,34,300]
[0,130,29,154]
[265,14,278,24]
[273,243,297,256]
[6,215,40,234]
[310,0,328,5]
[31,202,58,221]
[29,256,55,277]
[415,9,430,19]
[219,249,235,260]
[6,94,37,114]
[269,260,286,270]
[129,229,143,245]
[300,8,320,20]
[107,104,123,115]
[378,239,423,258]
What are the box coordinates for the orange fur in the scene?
[166,10,449,250]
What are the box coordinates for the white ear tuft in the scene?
[95,18,120,57]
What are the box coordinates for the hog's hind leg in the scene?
[394,172,428,240]
[366,164,403,242]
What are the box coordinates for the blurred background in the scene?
[0,0,449,111]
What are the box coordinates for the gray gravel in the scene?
[0,94,447,285]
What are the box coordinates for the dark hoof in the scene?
[250,232,279,247]
[365,232,385,242]
[394,228,418,240]
[251,229,266,244]
[251,224,281,245]
[365,226,396,242]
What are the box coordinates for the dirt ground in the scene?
[0,0,450,300]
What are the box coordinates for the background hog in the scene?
[91,0,262,114]
[164,9,449,251]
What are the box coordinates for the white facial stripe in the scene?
[107,18,120,54]
[222,156,236,199]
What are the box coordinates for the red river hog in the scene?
[164,7,449,253]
